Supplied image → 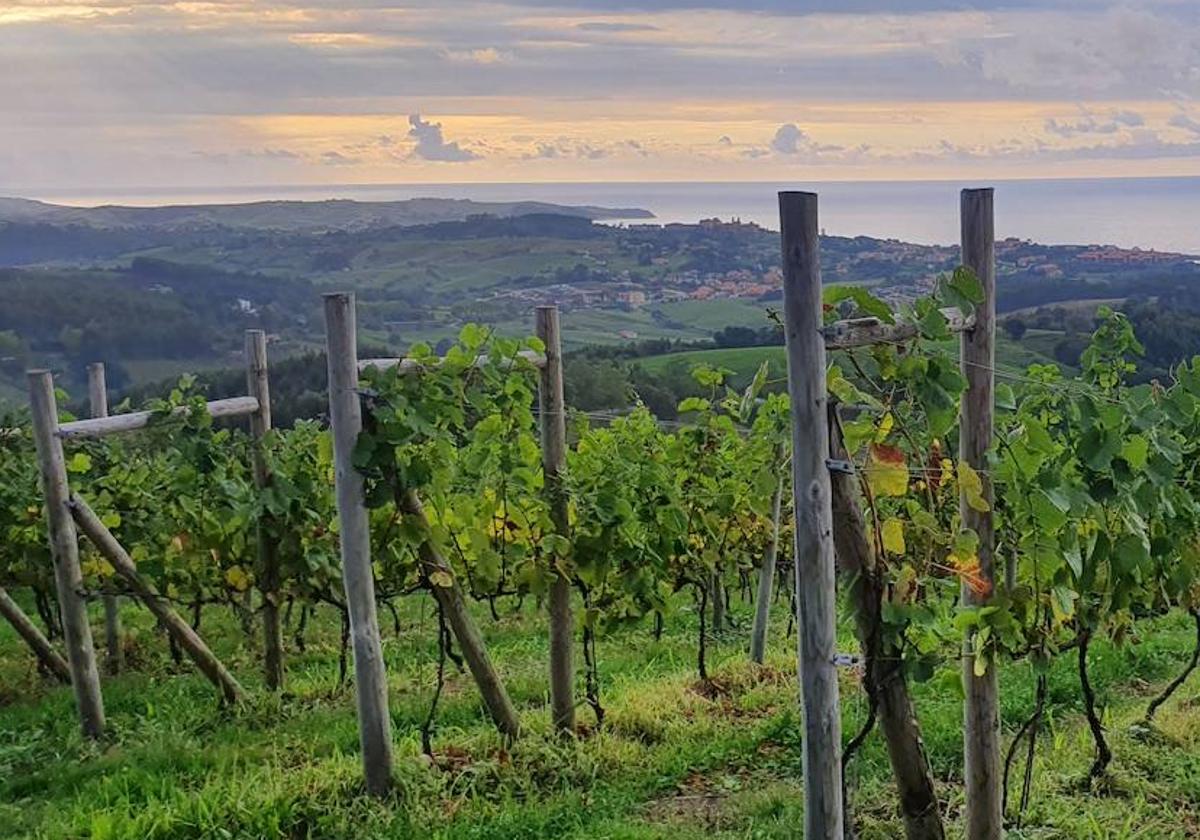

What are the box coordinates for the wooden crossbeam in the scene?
[56,396,260,440]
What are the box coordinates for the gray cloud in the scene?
[770,124,807,154]
[521,139,612,160]
[1169,112,1200,136]
[1045,109,1144,137]
[407,114,481,162]
[576,22,661,32]
[764,123,845,158]
[3,0,1200,189]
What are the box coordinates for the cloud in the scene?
[526,143,561,159]
[443,47,512,64]
[521,139,613,160]
[902,129,1200,164]
[407,114,481,162]
[943,6,1200,96]
[319,150,360,166]
[770,124,806,154]
[576,22,661,32]
[762,123,845,158]
[1169,112,1200,136]
[1044,109,1145,137]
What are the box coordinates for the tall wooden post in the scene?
[778,191,844,839]
[536,305,575,734]
[245,330,284,691]
[28,369,106,739]
[323,293,393,796]
[960,188,1001,840]
[88,362,123,676]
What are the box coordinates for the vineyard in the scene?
[4,189,1200,839]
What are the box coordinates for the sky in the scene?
[3,0,1200,192]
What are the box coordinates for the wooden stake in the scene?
[778,191,844,840]
[27,369,106,739]
[398,488,522,739]
[0,586,71,683]
[323,292,394,796]
[959,187,1001,840]
[750,469,784,664]
[88,362,124,676]
[69,494,245,704]
[245,330,284,691]
[536,305,575,734]
[829,406,945,840]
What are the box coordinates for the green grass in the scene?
[631,333,1062,394]
[637,346,788,386]
[385,301,778,352]
[3,589,1200,839]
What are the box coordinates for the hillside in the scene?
[0,196,653,232]
[2,200,1199,405]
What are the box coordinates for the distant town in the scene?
[481,218,1198,314]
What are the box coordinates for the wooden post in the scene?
[960,188,1001,840]
[69,495,245,704]
[323,292,393,796]
[87,362,124,676]
[778,191,844,839]
[245,330,284,691]
[749,471,784,664]
[398,488,522,739]
[829,406,945,840]
[0,586,71,683]
[536,305,575,734]
[28,369,106,739]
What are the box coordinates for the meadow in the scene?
[3,594,1200,839]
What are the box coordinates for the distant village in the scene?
[480,217,1197,316]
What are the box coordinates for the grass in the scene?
[636,346,789,389]
[3,591,1200,839]
[631,333,1063,395]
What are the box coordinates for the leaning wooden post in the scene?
[28,369,106,739]
[960,187,1001,840]
[778,191,844,839]
[245,330,284,691]
[323,292,393,796]
[536,305,576,734]
[0,586,72,683]
[69,494,245,704]
[87,362,123,676]
[749,468,784,665]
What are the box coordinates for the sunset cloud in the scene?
[407,114,481,162]
[2,0,1199,189]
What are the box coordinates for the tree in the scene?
[1003,317,1027,339]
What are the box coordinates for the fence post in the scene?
[960,187,1001,840]
[28,369,106,739]
[778,191,844,839]
[245,330,284,691]
[88,362,123,676]
[323,292,393,796]
[535,305,575,734]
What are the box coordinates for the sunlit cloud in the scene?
[2,0,1199,188]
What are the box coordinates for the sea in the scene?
[23,176,1200,255]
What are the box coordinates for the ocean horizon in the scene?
[15,175,1200,255]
